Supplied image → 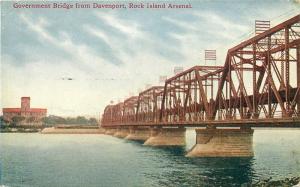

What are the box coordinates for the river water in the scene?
[0,129,300,187]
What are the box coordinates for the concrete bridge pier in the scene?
[144,127,186,146]
[125,127,150,141]
[104,128,117,135]
[113,128,130,138]
[186,127,254,157]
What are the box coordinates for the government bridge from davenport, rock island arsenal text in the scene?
[100,14,300,157]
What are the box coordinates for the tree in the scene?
[65,117,77,124]
[41,115,98,126]
[0,116,6,128]
[88,118,98,125]
[76,116,88,124]
[11,116,25,126]
[42,115,66,125]
[26,116,36,123]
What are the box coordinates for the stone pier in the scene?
[114,128,130,138]
[104,128,117,135]
[125,127,150,141]
[144,127,186,146]
[187,127,254,157]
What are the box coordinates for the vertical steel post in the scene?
[183,75,186,121]
[281,51,284,88]
[211,76,213,100]
[205,80,207,96]
[267,36,272,118]
[297,44,300,114]
[153,90,157,122]
[253,43,257,118]
[229,56,232,118]
[159,83,167,122]
[194,76,197,121]
[240,55,244,119]
[285,27,290,115]
[218,73,221,120]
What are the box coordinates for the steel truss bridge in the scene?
[101,14,300,128]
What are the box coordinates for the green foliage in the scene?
[12,116,25,123]
[12,116,25,122]
[10,116,26,126]
[76,116,88,124]
[65,117,76,124]
[42,115,65,125]
[0,116,7,128]
[88,118,98,125]
[42,115,98,125]
[26,116,36,123]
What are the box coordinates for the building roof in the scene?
[2,108,20,113]
[29,108,47,112]
[2,108,47,113]
[2,97,47,114]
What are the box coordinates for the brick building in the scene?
[2,97,47,126]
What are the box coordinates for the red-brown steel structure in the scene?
[101,14,300,128]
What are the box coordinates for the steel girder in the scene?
[101,14,300,127]
[136,86,164,124]
[213,14,300,120]
[160,66,223,122]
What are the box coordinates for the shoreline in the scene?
[0,125,105,134]
[0,127,40,133]
[0,129,41,134]
[40,127,105,134]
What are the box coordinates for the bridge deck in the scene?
[102,117,300,128]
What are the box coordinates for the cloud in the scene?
[164,11,250,41]
[84,25,111,46]
[162,11,254,66]
[19,14,109,73]
[84,13,182,95]
[95,12,143,38]
[193,11,248,33]
[162,16,198,32]
[2,13,179,116]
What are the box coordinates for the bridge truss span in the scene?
[213,14,300,121]
[101,14,300,128]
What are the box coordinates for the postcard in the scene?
[1,0,300,186]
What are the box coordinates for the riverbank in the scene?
[41,126,105,134]
[0,124,105,134]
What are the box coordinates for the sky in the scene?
[1,0,300,118]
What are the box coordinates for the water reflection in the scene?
[123,139,145,146]
[142,145,254,187]
[121,138,254,186]
[124,139,186,153]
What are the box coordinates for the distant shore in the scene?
[41,126,105,134]
[1,124,105,134]
[0,127,40,133]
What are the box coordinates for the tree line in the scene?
[0,115,99,127]
[42,115,98,125]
